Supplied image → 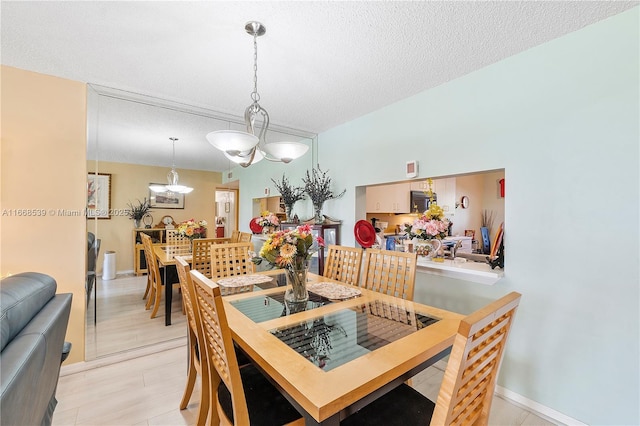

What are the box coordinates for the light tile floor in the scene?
[54,346,558,426]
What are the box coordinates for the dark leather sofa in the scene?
[0,272,72,426]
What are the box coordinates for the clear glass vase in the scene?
[313,203,324,224]
[284,259,309,303]
[284,204,294,223]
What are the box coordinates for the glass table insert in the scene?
[270,299,440,371]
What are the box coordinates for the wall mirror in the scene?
[86,85,312,360]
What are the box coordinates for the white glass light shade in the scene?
[262,141,309,163]
[224,148,264,165]
[150,167,193,194]
[166,184,194,194]
[206,130,259,155]
[149,184,168,193]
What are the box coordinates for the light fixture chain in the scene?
[252,32,259,103]
[170,137,177,167]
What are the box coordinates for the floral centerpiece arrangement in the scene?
[255,211,280,233]
[271,174,305,222]
[302,165,346,224]
[177,219,207,240]
[253,224,325,302]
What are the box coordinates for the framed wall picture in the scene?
[87,173,111,219]
[149,184,185,209]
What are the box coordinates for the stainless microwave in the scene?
[410,191,437,213]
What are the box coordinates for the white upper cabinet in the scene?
[367,178,456,214]
[366,182,410,213]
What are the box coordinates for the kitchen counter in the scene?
[416,256,503,285]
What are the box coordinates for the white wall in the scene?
[233,8,639,424]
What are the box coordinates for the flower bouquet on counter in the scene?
[255,211,280,232]
[404,178,449,241]
[177,219,207,240]
[404,200,450,241]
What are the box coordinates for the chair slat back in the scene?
[431,292,521,426]
[175,257,209,424]
[210,242,255,280]
[190,270,249,425]
[323,245,363,286]
[237,232,252,243]
[360,249,417,300]
[230,229,240,243]
[175,257,201,344]
[140,233,165,315]
[166,229,191,246]
[140,233,161,289]
[192,238,221,278]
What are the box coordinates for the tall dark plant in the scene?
[127,198,152,221]
[271,174,306,206]
[302,165,345,223]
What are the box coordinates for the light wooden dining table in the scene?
[222,270,464,425]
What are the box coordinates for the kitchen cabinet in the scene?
[366,182,410,213]
[257,196,286,221]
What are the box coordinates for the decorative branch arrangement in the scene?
[271,174,306,206]
[302,165,346,223]
[481,209,495,235]
[302,165,346,207]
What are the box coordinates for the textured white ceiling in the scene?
[2,1,637,171]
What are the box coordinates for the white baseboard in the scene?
[60,337,187,376]
[495,385,586,426]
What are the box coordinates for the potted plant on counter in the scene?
[127,198,152,228]
[271,174,305,223]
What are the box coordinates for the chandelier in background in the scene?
[149,138,194,194]
[206,21,309,168]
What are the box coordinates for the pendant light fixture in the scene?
[149,138,194,194]
[206,21,309,167]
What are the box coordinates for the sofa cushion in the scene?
[1,272,56,352]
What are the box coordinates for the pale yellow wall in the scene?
[1,66,87,364]
[87,161,221,273]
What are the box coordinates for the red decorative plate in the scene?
[249,218,263,234]
[354,220,376,248]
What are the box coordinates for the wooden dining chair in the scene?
[323,245,363,286]
[189,270,304,426]
[341,292,522,426]
[140,233,180,319]
[230,229,240,243]
[192,238,222,278]
[166,228,191,246]
[175,256,209,425]
[210,242,255,280]
[139,233,161,314]
[237,231,252,243]
[360,248,418,300]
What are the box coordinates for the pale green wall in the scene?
[233,8,639,424]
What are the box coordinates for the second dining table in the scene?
[222,270,464,425]
[153,243,192,326]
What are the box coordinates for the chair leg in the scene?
[180,333,198,410]
[149,283,162,319]
[145,285,155,310]
[142,274,151,300]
